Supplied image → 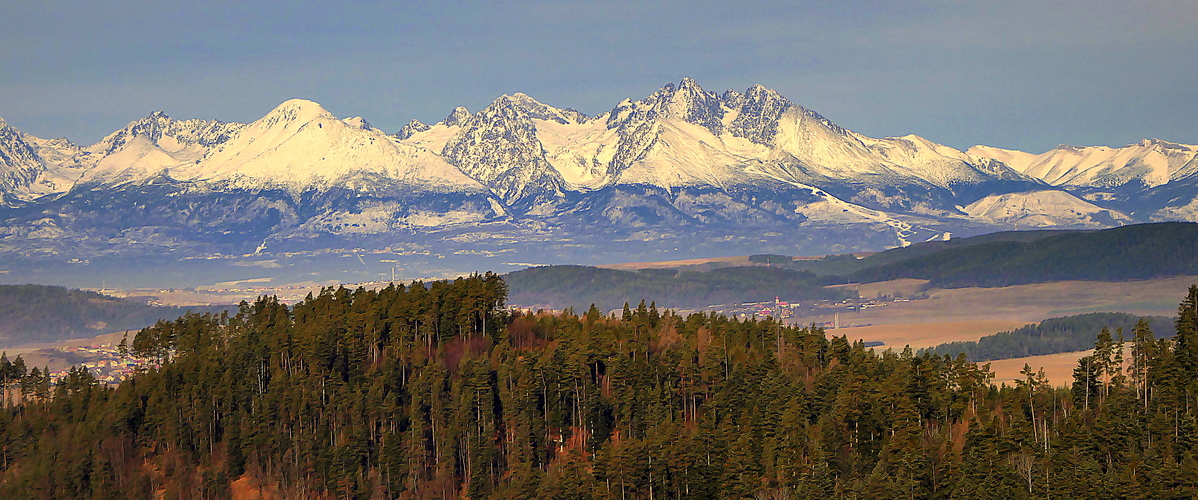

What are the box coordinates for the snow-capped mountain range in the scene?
[1,78,1193,268]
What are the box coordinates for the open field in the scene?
[830,320,1030,350]
[986,345,1138,387]
[597,255,755,270]
[800,275,1195,329]
[813,276,1197,387]
[986,350,1090,387]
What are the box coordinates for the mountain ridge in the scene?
[1,79,1193,281]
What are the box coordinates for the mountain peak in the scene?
[486,93,585,125]
[743,83,783,101]
[262,99,334,126]
[444,106,471,127]
[396,119,431,140]
[342,116,372,130]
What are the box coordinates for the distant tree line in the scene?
[1,274,1197,498]
[923,312,1177,361]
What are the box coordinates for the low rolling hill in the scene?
[0,284,232,347]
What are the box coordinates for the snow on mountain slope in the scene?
[861,134,1035,190]
[185,99,486,192]
[413,78,1049,216]
[20,135,90,198]
[533,116,621,189]
[603,80,1039,202]
[64,111,242,185]
[969,140,1198,188]
[962,190,1129,227]
[5,78,1179,265]
[617,118,759,189]
[398,107,471,151]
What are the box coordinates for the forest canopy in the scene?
[1,273,1197,498]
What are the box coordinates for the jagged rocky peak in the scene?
[725,83,795,146]
[0,119,38,163]
[483,93,588,125]
[0,120,44,199]
[605,77,723,135]
[671,77,725,134]
[1139,138,1194,151]
[97,109,245,154]
[443,106,471,127]
[720,89,745,108]
[443,93,565,205]
[395,119,431,140]
[96,110,175,153]
[651,78,724,130]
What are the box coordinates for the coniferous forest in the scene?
[2,272,1198,499]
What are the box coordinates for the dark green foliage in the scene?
[504,264,852,311]
[923,312,1176,361]
[783,229,1076,278]
[849,222,1198,287]
[857,229,1076,268]
[0,284,230,347]
[783,253,872,276]
[748,254,790,265]
[1,274,1198,498]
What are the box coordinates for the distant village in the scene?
[509,291,929,330]
[47,343,154,385]
[697,292,927,328]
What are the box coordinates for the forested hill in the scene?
[846,228,1080,270]
[503,265,851,311]
[0,284,230,346]
[3,273,1198,498]
[922,312,1177,361]
[848,222,1198,287]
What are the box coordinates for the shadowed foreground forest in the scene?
[2,272,1198,499]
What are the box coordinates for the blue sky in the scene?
[2,0,1195,152]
